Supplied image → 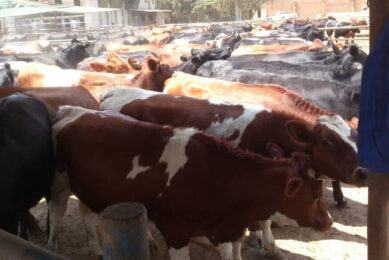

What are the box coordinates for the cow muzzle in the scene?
[351,167,369,187]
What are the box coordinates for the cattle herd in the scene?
[0,16,368,260]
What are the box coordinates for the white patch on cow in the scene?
[168,246,190,260]
[52,106,102,143]
[157,193,162,197]
[159,128,200,187]
[101,87,160,112]
[328,211,332,220]
[269,212,298,227]
[208,98,226,105]
[126,155,150,180]
[317,115,357,152]
[205,104,271,146]
[43,69,82,87]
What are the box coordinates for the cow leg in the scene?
[231,241,242,260]
[218,242,233,260]
[169,246,190,260]
[332,181,347,207]
[79,201,103,257]
[259,220,284,258]
[47,171,71,250]
[26,211,43,235]
[19,212,28,240]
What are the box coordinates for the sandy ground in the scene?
[29,181,367,260]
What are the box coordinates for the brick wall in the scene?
[263,0,367,19]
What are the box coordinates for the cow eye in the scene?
[322,137,332,146]
[314,195,320,201]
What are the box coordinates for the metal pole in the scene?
[101,202,150,260]
[0,229,68,260]
[368,1,389,260]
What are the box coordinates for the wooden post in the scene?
[368,1,389,260]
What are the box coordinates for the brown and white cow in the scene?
[48,106,332,259]
[101,87,362,257]
[164,72,367,206]
[17,57,172,101]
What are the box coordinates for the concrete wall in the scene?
[138,0,155,10]
[262,0,367,19]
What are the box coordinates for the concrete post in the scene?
[0,229,68,260]
[101,202,150,260]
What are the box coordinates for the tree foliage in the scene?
[157,0,268,23]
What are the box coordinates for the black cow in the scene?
[0,63,14,87]
[0,94,54,236]
[11,39,90,69]
[175,48,231,74]
[325,20,361,39]
[197,59,360,120]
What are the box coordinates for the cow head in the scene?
[132,56,173,92]
[62,39,91,69]
[285,115,367,186]
[278,153,332,232]
[349,44,368,65]
[90,53,131,74]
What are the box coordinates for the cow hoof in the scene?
[336,199,347,208]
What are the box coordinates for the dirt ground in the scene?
[29,181,367,260]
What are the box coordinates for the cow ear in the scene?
[83,42,90,48]
[266,142,285,159]
[285,177,303,198]
[90,62,105,72]
[147,58,159,73]
[128,58,142,70]
[349,45,359,57]
[286,120,311,145]
[191,56,202,67]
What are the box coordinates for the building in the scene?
[87,0,170,26]
[261,0,367,19]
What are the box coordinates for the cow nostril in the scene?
[357,169,368,181]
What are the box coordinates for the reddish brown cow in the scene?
[145,33,171,44]
[128,56,173,92]
[101,87,362,257]
[106,43,162,53]
[17,57,171,101]
[232,39,325,56]
[89,53,140,75]
[48,106,331,259]
[0,87,99,112]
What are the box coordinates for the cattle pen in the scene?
[0,0,387,259]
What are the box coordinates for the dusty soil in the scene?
[29,181,367,260]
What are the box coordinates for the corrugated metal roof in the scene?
[129,9,171,12]
[55,6,119,13]
[0,0,119,18]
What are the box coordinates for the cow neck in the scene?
[254,85,332,125]
[209,142,293,223]
[129,66,149,88]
